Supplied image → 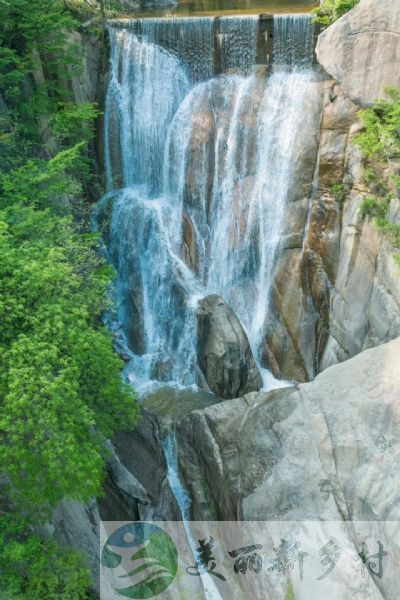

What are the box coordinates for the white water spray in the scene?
[102,14,322,391]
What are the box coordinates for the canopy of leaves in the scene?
[0,145,139,510]
[0,1,139,597]
[0,514,94,599]
[0,0,100,177]
[313,0,360,27]
[0,0,77,101]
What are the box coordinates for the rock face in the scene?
[176,337,400,597]
[67,30,102,105]
[197,295,263,399]
[263,81,400,381]
[180,338,400,520]
[50,500,101,593]
[316,0,400,107]
[50,409,182,589]
[271,0,400,382]
[167,52,400,384]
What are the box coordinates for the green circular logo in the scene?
[101,522,178,598]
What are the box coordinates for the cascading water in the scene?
[105,26,189,192]
[102,14,323,392]
[273,13,315,69]
[163,432,222,599]
[218,16,258,73]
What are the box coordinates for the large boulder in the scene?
[316,0,400,107]
[180,336,400,521]
[184,334,400,518]
[176,337,400,598]
[196,295,262,399]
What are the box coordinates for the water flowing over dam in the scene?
[102,13,324,392]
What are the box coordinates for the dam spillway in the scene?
[108,14,319,80]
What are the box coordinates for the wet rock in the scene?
[181,209,198,273]
[143,386,220,423]
[263,81,400,381]
[150,355,174,382]
[121,279,146,355]
[196,294,262,399]
[109,414,181,521]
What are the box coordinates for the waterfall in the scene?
[163,432,222,600]
[218,16,258,73]
[105,26,189,193]
[102,14,323,392]
[138,17,215,81]
[109,15,260,81]
[273,14,315,69]
[163,433,191,520]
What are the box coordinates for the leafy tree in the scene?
[313,0,360,27]
[356,88,400,251]
[0,1,140,597]
[0,515,93,599]
[0,143,140,596]
[356,88,400,165]
[0,0,101,175]
[0,1,78,98]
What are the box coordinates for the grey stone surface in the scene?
[197,294,263,399]
[177,337,400,597]
[264,81,400,381]
[178,336,400,520]
[51,500,101,592]
[316,0,400,107]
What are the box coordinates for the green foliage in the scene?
[362,167,378,184]
[356,88,400,165]
[52,103,101,147]
[0,0,78,101]
[0,3,139,596]
[52,104,102,194]
[376,218,400,247]
[360,196,400,245]
[313,0,360,27]
[360,197,388,219]
[0,144,84,209]
[0,515,92,599]
[331,183,348,205]
[65,0,122,21]
[356,89,400,252]
[0,147,139,510]
[0,145,139,598]
[0,0,100,176]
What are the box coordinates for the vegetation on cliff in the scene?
[0,0,139,597]
[356,88,400,254]
[313,0,360,26]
